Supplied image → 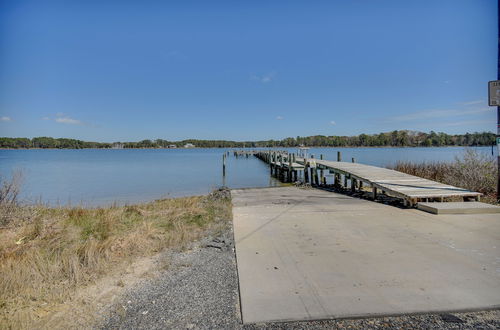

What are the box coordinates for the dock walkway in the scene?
[254,151,481,207]
[311,159,481,205]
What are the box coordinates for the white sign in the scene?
[489,80,500,106]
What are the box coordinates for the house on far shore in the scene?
[168,144,177,148]
[112,143,124,149]
[297,146,309,158]
[184,143,195,148]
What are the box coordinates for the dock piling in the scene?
[223,154,226,176]
[320,154,324,185]
[304,159,309,183]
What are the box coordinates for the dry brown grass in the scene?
[0,186,232,329]
[391,149,498,204]
[0,171,23,227]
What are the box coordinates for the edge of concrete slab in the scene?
[417,202,500,215]
[229,215,245,325]
[242,305,500,325]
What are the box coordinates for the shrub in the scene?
[0,170,24,226]
[443,149,497,196]
[391,148,498,201]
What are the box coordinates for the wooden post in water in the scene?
[310,155,315,185]
[372,186,378,200]
[320,154,324,185]
[223,154,226,176]
[352,157,355,163]
[276,153,280,179]
[288,153,292,182]
[271,152,275,176]
[304,159,309,183]
[335,152,342,186]
[312,156,319,186]
[280,153,284,181]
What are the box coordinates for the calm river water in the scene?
[0,147,496,206]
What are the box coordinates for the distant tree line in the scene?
[0,131,496,149]
[0,137,111,149]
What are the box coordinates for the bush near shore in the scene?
[0,178,232,329]
[390,149,498,203]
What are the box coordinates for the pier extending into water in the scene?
[249,150,481,207]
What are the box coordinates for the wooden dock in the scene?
[254,151,481,207]
[232,150,259,158]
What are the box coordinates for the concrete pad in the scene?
[418,202,500,215]
[232,187,500,324]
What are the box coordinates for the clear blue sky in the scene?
[0,0,497,142]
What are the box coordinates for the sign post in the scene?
[491,80,500,202]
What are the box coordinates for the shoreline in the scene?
[0,145,493,150]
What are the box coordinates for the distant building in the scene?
[112,143,124,149]
[168,144,177,149]
[297,146,309,158]
[184,143,195,148]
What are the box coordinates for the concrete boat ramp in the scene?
[232,187,500,324]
